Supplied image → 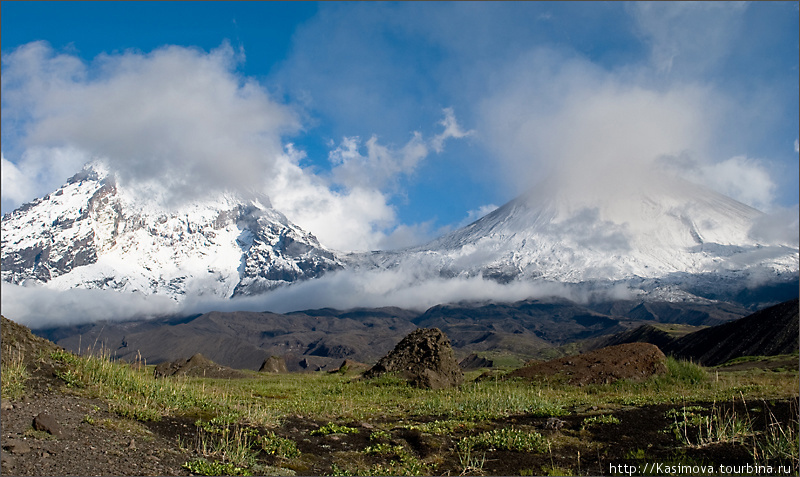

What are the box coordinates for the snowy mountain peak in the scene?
[1,164,342,300]
[352,175,798,289]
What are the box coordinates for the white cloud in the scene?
[748,205,800,246]
[695,156,775,211]
[1,41,471,251]
[1,282,180,329]
[460,204,499,227]
[2,41,296,211]
[628,2,748,75]
[480,48,717,203]
[1,147,89,211]
[431,107,474,154]
[1,268,634,328]
[328,133,428,192]
[270,110,471,251]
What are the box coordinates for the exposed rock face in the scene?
[259,356,288,373]
[508,342,667,386]
[153,353,248,379]
[363,328,463,389]
[459,353,494,370]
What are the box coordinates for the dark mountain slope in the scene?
[585,299,798,366]
[667,298,798,366]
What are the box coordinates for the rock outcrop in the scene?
[153,353,248,379]
[363,328,463,389]
[259,356,288,373]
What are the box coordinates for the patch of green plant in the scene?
[540,465,576,476]
[331,452,428,476]
[46,346,222,422]
[366,373,410,387]
[369,430,391,442]
[50,349,80,365]
[756,409,799,465]
[456,444,486,475]
[310,422,359,436]
[259,432,301,459]
[182,458,253,476]
[1,347,28,400]
[419,381,568,420]
[666,404,752,447]
[581,414,621,429]
[185,420,260,470]
[55,368,84,388]
[402,419,477,435]
[625,448,647,460]
[363,442,405,456]
[23,428,58,440]
[458,427,548,453]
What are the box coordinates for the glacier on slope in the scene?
[1,165,342,300]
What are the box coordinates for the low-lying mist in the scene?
[1,269,635,329]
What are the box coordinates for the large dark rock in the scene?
[363,328,463,389]
[33,412,62,436]
[259,356,288,373]
[153,353,248,379]
[508,342,668,386]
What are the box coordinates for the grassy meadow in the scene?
[5,346,798,476]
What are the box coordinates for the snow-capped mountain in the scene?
[1,165,342,299]
[349,175,798,292]
[2,164,797,307]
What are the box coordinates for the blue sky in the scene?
[2,1,798,252]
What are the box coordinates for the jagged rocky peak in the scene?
[1,163,343,300]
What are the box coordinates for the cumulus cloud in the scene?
[270,109,471,251]
[1,40,471,251]
[1,40,296,211]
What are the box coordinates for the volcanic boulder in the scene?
[507,342,668,386]
[259,356,288,373]
[153,353,248,379]
[363,328,463,389]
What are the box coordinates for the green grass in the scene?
[1,347,29,400]
[33,347,799,475]
[49,347,223,421]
